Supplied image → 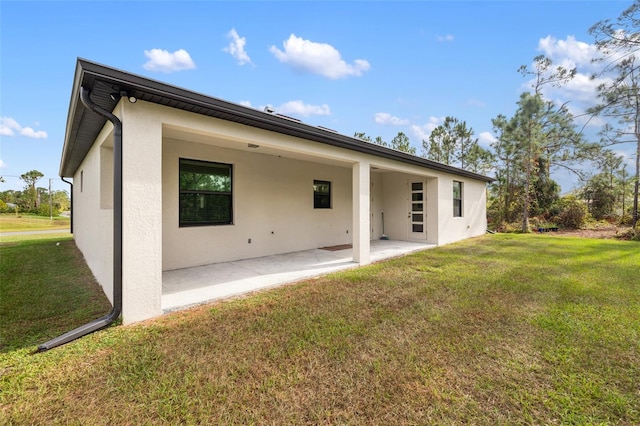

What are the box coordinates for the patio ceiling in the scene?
[162,125,355,170]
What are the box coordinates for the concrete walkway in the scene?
[162,239,436,312]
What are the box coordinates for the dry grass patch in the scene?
[1,234,638,424]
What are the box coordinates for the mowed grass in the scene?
[1,234,638,424]
[0,237,112,350]
[0,231,73,244]
[0,213,70,232]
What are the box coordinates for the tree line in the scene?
[355,2,640,232]
[0,170,70,216]
[5,5,639,231]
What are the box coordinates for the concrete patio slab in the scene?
[162,239,435,312]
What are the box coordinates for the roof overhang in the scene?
[60,58,494,183]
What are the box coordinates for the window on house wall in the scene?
[453,180,463,217]
[313,180,331,209]
[179,158,233,226]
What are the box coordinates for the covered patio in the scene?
[59,59,491,326]
[162,239,436,312]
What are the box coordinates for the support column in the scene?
[120,102,163,324]
[426,177,439,245]
[352,160,370,264]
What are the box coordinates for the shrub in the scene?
[557,197,588,229]
[529,216,542,228]
[494,221,519,233]
[619,213,633,226]
[37,204,60,217]
[547,199,564,219]
[0,199,7,213]
[615,227,640,241]
[601,214,620,224]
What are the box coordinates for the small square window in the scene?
[314,180,331,209]
[453,181,463,217]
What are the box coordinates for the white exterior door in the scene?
[409,180,426,240]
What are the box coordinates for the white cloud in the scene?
[269,34,370,79]
[437,34,454,42]
[0,117,20,136]
[478,131,497,148]
[538,74,609,130]
[238,100,252,108]
[523,35,614,124]
[20,127,48,138]
[0,158,6,168]
[556,73,609,104]
[276,100,331,117]
[224,28,252,66]
[612,149,636,170]
[374,112,409,126]
[537,35,599,71]
[572,108,606,129]
[0,126,13,136]
[411,116,444,141]
[0,117,48,139]
[143,48,196,73]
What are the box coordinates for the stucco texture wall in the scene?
[437,177,488,246]
[70,98,488,325]
[163,139,353,270]
[72,125,114,303]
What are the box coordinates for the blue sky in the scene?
[0,0,633,194]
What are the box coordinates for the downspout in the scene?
[38,86,123,351]
[61,177,73,234]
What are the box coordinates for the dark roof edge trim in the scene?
[63,59,494,183]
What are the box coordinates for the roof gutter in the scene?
[59,59,494,183]
[38,86,122,351]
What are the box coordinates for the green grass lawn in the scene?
[0,213,70,232]
[1,234,638,424]
[0,236,111,350]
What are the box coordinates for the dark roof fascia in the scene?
[58,61,85,176]
[60,58,494,183]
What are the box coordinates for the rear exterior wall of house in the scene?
[162,138,353,270]
[68,99,487,324]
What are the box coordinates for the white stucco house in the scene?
[58,59,493,327]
